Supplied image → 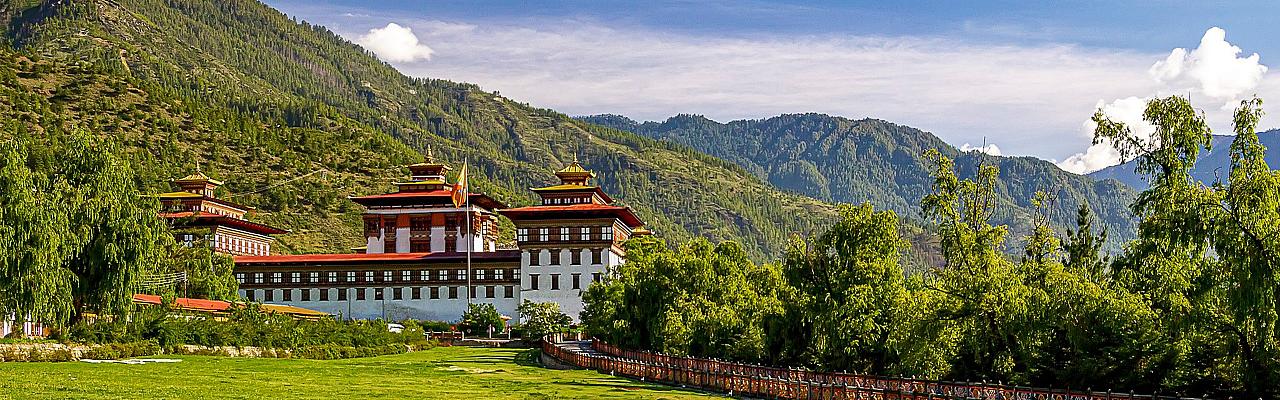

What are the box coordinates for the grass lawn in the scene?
[0,346,720,399]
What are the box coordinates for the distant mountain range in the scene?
[579,113,1140,249]
[1088,130,1280,190]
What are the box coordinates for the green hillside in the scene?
[0,0,837,260]
[580,113,1139,249]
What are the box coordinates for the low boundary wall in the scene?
[541,335,1199,400]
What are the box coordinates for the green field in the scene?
[0,347,718,399]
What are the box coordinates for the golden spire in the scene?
[555,157,595,186]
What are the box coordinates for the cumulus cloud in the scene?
[1149,27,1267,100]
[274,8,1279,166]
[1057,97,1154,174]
[1057,27,1269,174]
[358,23,434,62]
[960,143,1003,156]
[332,18,1161,159]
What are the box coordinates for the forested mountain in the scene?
[580,113,1139,248]
[0,0,841,260]
[1088,130,1280,190]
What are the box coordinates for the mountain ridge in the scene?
[1,0,847,261]
[579,112,1141,249]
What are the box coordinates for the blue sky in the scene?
[267,0,1279,173]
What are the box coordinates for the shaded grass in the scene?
[0,347,719,399]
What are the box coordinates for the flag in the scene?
[451,163,468,208]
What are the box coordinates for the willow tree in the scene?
[1094,95,1280,396]
[1207,98,1280,395]
[0,130,167,327]
[902,149,1039,382]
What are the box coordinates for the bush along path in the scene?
[542,337,1204,400]
[0,340,425,362]
[0,303,439,362]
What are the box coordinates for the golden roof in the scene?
[173,171,224,186]
[408,145,452,170]
[393,179,448,186]
[532,183,596,191]
[556,161,595,177]
[155,191,204,199]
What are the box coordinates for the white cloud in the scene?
[1057,97,1153,174]
[332,18,1160,160]
[273,7,1280,167]
[960,143,1003,156]
[1057,27,1270,174]
[1150,27,1267,100]
[358,23,434,62]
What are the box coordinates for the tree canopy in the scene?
[583,96,1280,397]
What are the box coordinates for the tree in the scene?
[1205,97,1280,395]
[1091,95,1280,396]
[777,203,908,373]
[0,130,168,327]
[461,303,504,336]
[518,300,571,341]
[1062,204,1109,282]
[581,236,786,361]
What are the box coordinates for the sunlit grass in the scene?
[0,346,718,399]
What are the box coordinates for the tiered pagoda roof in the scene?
[158,211,289,235]
[155,170,287,236]
[500,159,644,228]
[350,147,505,209]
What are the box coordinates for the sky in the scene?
[266,0,1280,174]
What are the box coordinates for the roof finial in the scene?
[196,160,201,173]
[425,144,436,163]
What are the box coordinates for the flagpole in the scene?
[465,158,472,308]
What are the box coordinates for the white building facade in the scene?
[232,157,646,323]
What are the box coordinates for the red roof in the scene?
[234,250,522,266]
[159,212,289,235]
[349,191,506,209]
[500,203,645,227]
[133,293,231,313]
[132,294,329,318]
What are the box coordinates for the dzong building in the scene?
[226,152,646,322]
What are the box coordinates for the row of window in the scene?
[527,272,601,291]
[528,248,606,266]
[517,226,614,242]
[365,215,473,234]
[235,268,518,285]
[244,286,516,302]
[541,196,592,205]
[214,234,268,256]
